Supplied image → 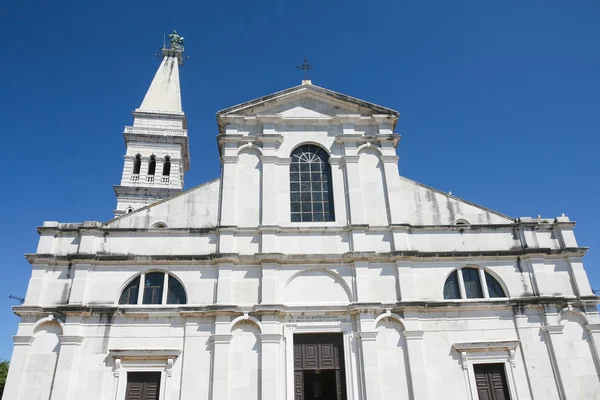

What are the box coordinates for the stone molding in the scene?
[586,324,600,333]
[12,336,34,346]
[13,296,593,319]
[356,331,378,341]
[380,155,400,163]
[452,340,520,353]
[259,334,283,343]
[542,325,565,334]
[25,247,590,266]
[110,348,181,378]
[403,330,425,340]
[109,349,181,359]
[35,221,577,234]
[452,340,520,369]
[58,335,84,345]
[210,334,233,344]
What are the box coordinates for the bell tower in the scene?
[113,31,190,217]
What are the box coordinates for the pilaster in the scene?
[403,330,430,400]
[67,264,90,305]
[526,257,550,296]
[343,154,365,225]
[396,260,416,301]
[219,153,238,226]
[260,333,282,400]
[3,336,34,400]
[356,331,382,400]
[329,156,348,224]
[354,261,371,302]
[49,335,84,400]
[380,153,403,224]
[261,263,279,304]
[211,315,233,400]
[216,263,233,304]
[566,256,594,296]
[586,324,600,374]
[542,324,578,399]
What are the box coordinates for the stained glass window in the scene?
[443,270,460,299]
[462,268,484,299]
[119,276,140,304]
[485,272,506,298]
[290,145,335,222]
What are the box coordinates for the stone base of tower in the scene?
[113,185,182,216]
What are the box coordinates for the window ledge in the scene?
[442,297,510,302]
[452,340,519,353]
[109,349,181,359]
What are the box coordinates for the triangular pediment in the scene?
[217,83,398,122]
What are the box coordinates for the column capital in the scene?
[356,331,378,341]
[542,325,564,334]
[259,333,282,343]
[586,324,600,334]
[211,334,233,344]
[403,330,425,340]
[12,336,34,346]
[221,155,239,164]
[381,155,399,163]
[58,335,84,345]
[260,155,279,163]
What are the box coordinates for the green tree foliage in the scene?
[0,360,9,398]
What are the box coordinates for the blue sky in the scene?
[1,0,599,360]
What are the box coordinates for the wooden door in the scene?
[473,364,510,400]
[294,334,346,400]
[125,372,161,400]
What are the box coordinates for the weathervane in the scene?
[295,54,313,80]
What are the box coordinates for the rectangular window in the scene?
[125,372,161,400]
[473,363,510,400]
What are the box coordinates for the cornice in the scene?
[13,296,598,318]
[452,340,519,352]
[25,247,589,266]
[109,348,181,359]
[36,221,572,235]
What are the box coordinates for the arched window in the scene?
[148,155,156,176]
[118,272,187,305]
[443,266,506,300]
[162,156,171,176]
[290,144,335,222]
[133,154,142,175]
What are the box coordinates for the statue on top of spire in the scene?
[168,30,184,52]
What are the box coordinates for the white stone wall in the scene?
[6,84,600,400]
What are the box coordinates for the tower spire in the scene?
[137,31,185,114]
[113,31,190,217]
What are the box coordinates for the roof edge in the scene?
[216,83,399,118]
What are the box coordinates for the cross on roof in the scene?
[295,54,314,80]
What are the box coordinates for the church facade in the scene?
[5,43,600,400]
